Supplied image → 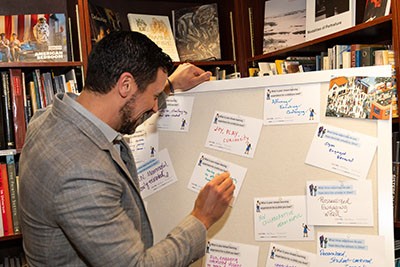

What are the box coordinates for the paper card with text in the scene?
[125,119,158,167]
[137,149,177,198]
[305,123,377,180]
[316,232,385,266]
[157,95,195,132]
[254,195,314,241]
[306,180,373,226]
[205,111,263,158]
[188,153,247,206]
[264,83,321,125]
[266,243,317,267]
[204,239,260,267]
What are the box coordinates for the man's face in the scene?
[118,68,167,134]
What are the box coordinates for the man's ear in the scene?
[117,72,138,98]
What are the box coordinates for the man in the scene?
[0,33,11,62]
[33,17,50,50]
[19,31,235,266]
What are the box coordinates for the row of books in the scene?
[0,68,78,151]
[88,1,222,62]
[0,154,19,238]
[257,45,394,76]
[1,253,27,267]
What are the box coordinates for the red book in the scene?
[0,163,13,236]
[9,69,26,150]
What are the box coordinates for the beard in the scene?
[118,93,155,135]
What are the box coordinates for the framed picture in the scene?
[305,0,355,41]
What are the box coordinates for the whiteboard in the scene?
[145,65,394,266]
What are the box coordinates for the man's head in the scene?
[85,30,173,94]
[83,31,173,134]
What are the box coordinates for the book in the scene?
[334,45,351,69]
[0,13,69,62]
[21,72,31,127]
[374,49,390,65]
[1,72,15,149]
[42,72,55,103]
[127,13,180,62]
[326,76,395,120]
[305,0,355,41]
[258,62,277,76]
[88,2,122,44]
[172,3,221,61]
[8,69,26,150]
[262,0,306,54]
[342,51,351,68]
[361,45,387,66]
[0,81,6,150]
[284,60,301,73]
[363,0,391,22]
[0,163,13,236]
[275,59,287,74]
[32,69,45,108]
[28,81,38,115]
[6,155,20,235]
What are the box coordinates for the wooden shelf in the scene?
[0,61,83,68]
[173,60,236,67]
[0,234,22,242]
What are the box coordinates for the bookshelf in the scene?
[0,0,88,261]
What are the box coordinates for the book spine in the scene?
[32,70,44,109]
[0,162,13,236]
[9,69,26,151]
[1,72,15,149]
[0,164,5,236]
[0,75,6,149]
[21,72,31,127]
[29,81,38,115]
[6,155,19,234]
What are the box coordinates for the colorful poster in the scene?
[325,76,395,120]
[188,152,247,206]
[306,180,373,226]
[205,111,263,158]
[137,149,177,198]
[305,123,377,180]
[254,195,314,241]
[125,119,158,167]
[204,239,259,267]
[266,243,317,267]
[316,232,385,266]
[157,95,195,132]
[264,83,321,125]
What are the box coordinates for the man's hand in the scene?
[191,172,235,229]
[167,63,211,92]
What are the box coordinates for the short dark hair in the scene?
[84,31,173,94]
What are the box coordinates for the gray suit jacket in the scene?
[19,93,206,266]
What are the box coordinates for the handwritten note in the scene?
[125,119,158,167]
[316,232,385,266]
[306,180,373,226]
[266,243,317,267]
[204,239,259,267]
[188,153,247,206]
[137,149,177,198]
[254,195,314,241]
[305,123,377,180]
[205,111,263,158]
[264,83,321,125]
[157,95,194,132]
